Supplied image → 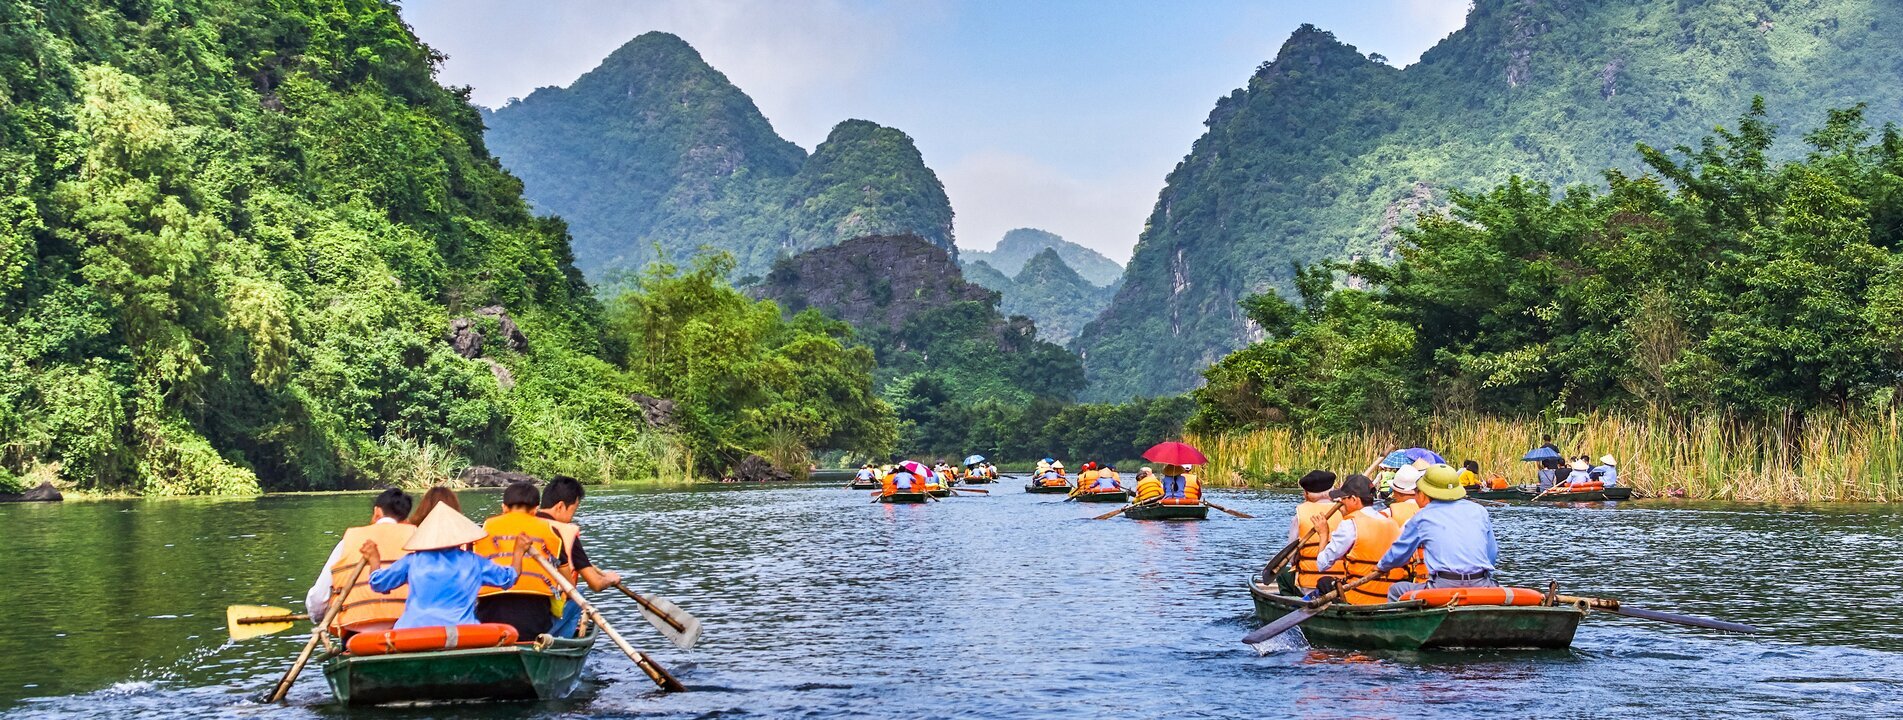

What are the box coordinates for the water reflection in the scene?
[4,486,1902,718]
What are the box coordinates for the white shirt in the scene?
[306,517,399,618]
[1316,507,1380,573]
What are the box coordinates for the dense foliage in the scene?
[962,228,1122,286]
[0,1,895,494]
[1079,0,1903,400]
[1193,104,1903,434]
[604,255,896,473]
[484,32,955,278]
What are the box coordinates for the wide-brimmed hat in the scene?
[405,503,486,551]
[1419,463,1466,501]
[1570,459,1590,471]
[1600,455,1617,467]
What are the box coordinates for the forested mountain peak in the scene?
[1015,248,1088,287]
[485,34,955,278]
[961,228,1122,286]
[1075,0,1903,400]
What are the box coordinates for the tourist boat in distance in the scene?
[1248,570,1582,650]
[321,628,597,705]
[847,478,880,490]
[879,491,930,504]
[1024,482,1072,494]
[1123,502,1209,520]
[1469,486,1529,500]
[926,486,953,498]
[1531,486,1633,502]
[1072,489,1130,503]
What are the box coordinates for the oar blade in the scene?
[1606,605,1762,634]
[227,605,299,641]
[1241,605,1319,651]
[636,594,703,650]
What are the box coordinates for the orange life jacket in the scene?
[1133,476,1163,502]
[1339,509,1411,605]
[1488,474,1509,490]
[328,522,416,634]
[1381,499,1427,583]
[474,511,565,599]
[1293,500,1345,589]
[1182,473,1202,502]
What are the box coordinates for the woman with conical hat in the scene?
[360,499,533,630]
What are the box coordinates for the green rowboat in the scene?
[847,479,879,490]
[1469,487,1530,500]
[1073,490,1130,503]
[1024,483,1072,494]
[1249,571,1582,650]
[1123,503,1208,520]
[926,487,952,498]
[1532,486,1633,502]
[879,492,929,504]
[321,629,597,705]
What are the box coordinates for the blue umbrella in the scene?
[1380,451,1413,469]
[1403,447,1445,464]
[963,454,986,466]
[1520,447,1562,462]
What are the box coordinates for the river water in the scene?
[4,482,1901,718]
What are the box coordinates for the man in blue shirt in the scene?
[1375,463,1499,601]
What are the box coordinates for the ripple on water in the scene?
[6,485,1903,718]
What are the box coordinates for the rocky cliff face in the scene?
[1075,0,1903,400]
[752,234,994,334]
[484,32,956,277]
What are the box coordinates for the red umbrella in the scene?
[1142,441,1207,466]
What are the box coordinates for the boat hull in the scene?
[879,492,929,504]
[926,487,952,498]
[1124,503,1208,520]
[321,631,596,706]
[1024,484,1072,494]
[1074,490,1129,503]
[1469,488,1528,500]
[1533,487,1633,502]
[847,480,879,490]
[1248,575,1581,650]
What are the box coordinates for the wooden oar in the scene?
[1093,498,1156,520]
[1241,570,1381,649]
[951,487,990,495]
[226,606,310,641]
[1554,594,1761,634]
[613,582,701,650]
[1201,499,1254,519]
[265,560,363,703]
[535,552,686,692]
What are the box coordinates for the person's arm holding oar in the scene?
[265,559,364,703]
[532,550,687,692]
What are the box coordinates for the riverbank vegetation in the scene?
[1192,103,1903,502]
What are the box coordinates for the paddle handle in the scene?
[615,583,688,633]
[1201,499,1254,519]
[237,614,310,625]
[267,560,363,703]
[537,553,686,692]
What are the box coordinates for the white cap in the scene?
[1392,465,1425,492]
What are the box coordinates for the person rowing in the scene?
[537,476,624,638]
[307,488,415,638]
[1311,474,1412,604]
[1372,464,1499,600]
[1289,470,1345,593]
[358,501,533,630]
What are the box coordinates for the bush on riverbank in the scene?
[1190,103,1903,502]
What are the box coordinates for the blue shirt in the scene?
[1594,465,1618,487]
[1376,499,1496,575]
[1162,474,1187,498]
[369,547,520,629]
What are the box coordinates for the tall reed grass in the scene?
[1194,410,1903,503]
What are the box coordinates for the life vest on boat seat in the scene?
[1133,476,1163,502]
[474,512,564,599]
[1293,500,1346,590]
[345,623,520,656]
[1398,586,1546,608]
[1339,509,1411,605]
[1563,481,1605,492]
[329,522,416,634]
[1487,474,1509,490]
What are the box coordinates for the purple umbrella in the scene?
[1403,447,1445,465]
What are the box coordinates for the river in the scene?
[4,482,1901,718]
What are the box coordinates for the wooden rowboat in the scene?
[1532,486,1633,502]
[321,628,597,705]
[1469,487,1529,500]
[879,492,929,504]
[1024,483,1072,494]
[847,479,879,490]
[1072,489,1130,503]
[1123,503,1208,520]
[1248,571,1582,650]
[926,486,952,498]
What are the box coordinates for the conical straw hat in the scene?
[405,503,487,551]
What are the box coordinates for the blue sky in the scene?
[400,1,1470,262]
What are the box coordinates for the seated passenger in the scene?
[474,482,568,639]
[1160,464,1198,501]
[361,503,528,630]
[307,488,415,636]
[1314,475,1411,604]
[1133,467,1163,502]
[1593,455,1619,487]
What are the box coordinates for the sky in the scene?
[398,1,1471,263]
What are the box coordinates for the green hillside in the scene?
[484,32,955,278]
[1075,0,1903,400]
[994,249,1117,345]
[962,228,1123,286]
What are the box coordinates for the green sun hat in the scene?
[1420,463,1467,501]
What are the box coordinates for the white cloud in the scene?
[1394,0,1472,64]
[941,151,1156,262]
